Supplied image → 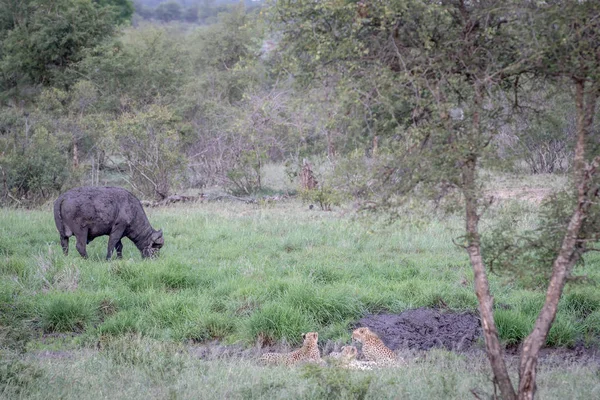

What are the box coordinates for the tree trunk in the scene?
[72,137,79,169]
[326,130,336,159]
[517,79,598,400]
[460,81,517,399]
[301,159,318,190]
[372,135,379,157]
[462,156,517,400]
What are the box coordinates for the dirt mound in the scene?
[356,308,481,352]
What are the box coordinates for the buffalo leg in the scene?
[75,229,89,258]
[106,227,125,260]
[60,236,69,255]
[115,240,123,259]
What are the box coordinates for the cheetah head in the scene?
[341,345,358,360]
[352,327,376,343]
[302,332,319,345]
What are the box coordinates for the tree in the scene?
[155,1,182,22]
[270,1,600,399]
[78,25,193,111]
[0,0,120,92]
[513,2,600,397]
[36,81,103,171]
[109,106,187,200]
[93,0,134,23]
[183,5,200,23]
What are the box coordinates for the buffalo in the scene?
[53,186,164,259]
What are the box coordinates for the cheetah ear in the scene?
[302,333,306,340]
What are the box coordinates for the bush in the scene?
[300,186,343,211]
[110,106,187,200]
[0,131,69,206]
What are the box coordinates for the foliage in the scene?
[94,0,135,23]
[109,106,187,200]
[0,125,70,205]
[155,1,182,22]
[79,25,193,111]
[499,87,576,174]
[0,0,121,91]
[300,185,343,211]
[482,191,575,288]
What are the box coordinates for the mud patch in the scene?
[356,308,482,352]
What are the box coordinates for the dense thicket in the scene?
[0,1,582,206]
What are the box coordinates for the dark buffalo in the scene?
[53,186,164,259]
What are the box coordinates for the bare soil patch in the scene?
[356,308,482,352]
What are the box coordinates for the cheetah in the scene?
[259,332,322,366]
[351,327,398,365]
[326,345,358,366]
[328,345,380,370]
[328,345,358,361]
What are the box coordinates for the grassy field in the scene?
[1,192,600,398]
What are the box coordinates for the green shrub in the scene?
[0,130,69,206]
[300,186,343,211]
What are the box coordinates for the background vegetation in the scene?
[1,0,578,205]
[2,0,600,398]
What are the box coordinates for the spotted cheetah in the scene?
[326,345,358,365]
[334,345,358,361]
[259,332,322,366]
[351,327,397,364]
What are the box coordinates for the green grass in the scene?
[1,201,600,347]
[1,199,600,398]
[0,202,479,345]
[2,343,599,400]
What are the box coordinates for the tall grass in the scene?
[1,199,599,349]
[3,343,599,400]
